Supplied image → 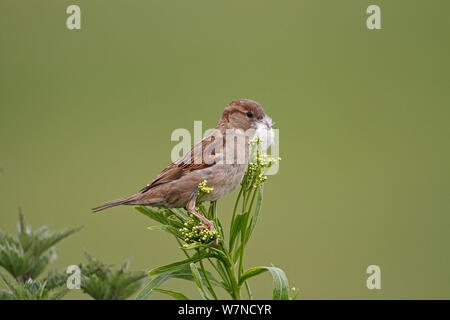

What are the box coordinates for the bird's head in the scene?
[221,99,271,130]
[220,98,274,149]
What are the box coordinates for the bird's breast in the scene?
[202,163,247,201]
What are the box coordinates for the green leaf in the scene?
[245,186,263,243]
[136,264,217,300]
[0,240,32,278]
[79,252,146,300]
[239,266,290,300]
[238,267,266,284]
[232,242,244,262]
[32,226,82,259]
[174,264,226,289]
[46,285,69,300]
[135,273,173,300]
[135,206,168,224]
[148,252,209,277]
[166,216,184,228]
[152,288,190,300]
[30,248,57,279]
[0,289,14,300]
[45,269,69,290]
[0,213,82,282]
[147,225,182,238]
[0,266,24,298]
[170,208,189,220]
[180,241,217,251]
[189,263,212,300]
[17,212,33,251]
[197,204,208,217]
[229,212,248,251]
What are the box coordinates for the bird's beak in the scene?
[263,116,273,129]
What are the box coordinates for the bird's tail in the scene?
[92,194,139,213]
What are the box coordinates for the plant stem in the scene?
[176,237,190,259]
[215,244,241,300]
[199,254,218,300]
[227,262,241,300]
[237,187,258,295]
[245,281,253,299]
[231,187,243,220]
[207,257,230,288]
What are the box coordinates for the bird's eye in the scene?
[246,111,253,118]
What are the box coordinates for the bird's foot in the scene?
[197,220,215,232]
[197,221,218,247]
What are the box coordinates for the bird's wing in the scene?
[139,134,217,193]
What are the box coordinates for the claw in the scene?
[197,222,218,247]
[198,221,215,231]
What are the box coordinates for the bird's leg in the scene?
[186,197,215,231]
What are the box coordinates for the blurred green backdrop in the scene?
[1,0,449,299]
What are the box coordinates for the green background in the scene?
[1,0,449,299]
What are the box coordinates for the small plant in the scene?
[134,138,298,300]
[0,212,81,282]
[79,251,146,300]
[0,214,146,300]
[0,267,71,300]
[0,213,81,299]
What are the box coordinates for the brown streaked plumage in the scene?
[92,99,273,231]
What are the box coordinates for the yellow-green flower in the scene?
[198,180,214,194]
[179,215,219,245]
[246,137,281,188]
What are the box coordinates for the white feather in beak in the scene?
[256,115,274,151]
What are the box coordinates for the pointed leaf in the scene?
[189,263,212,300]
[135,273,173,300]
[0,266,24,297]
[229,212,248,250]
[148,252,209,276]
[134,206,168,224]
[245,186,263,243]
[0,289,14,300]
[152,288,190,300]
[147,225,182,238]
[32,226,82,258]
[46,285,69,300]
[239,266,290,300]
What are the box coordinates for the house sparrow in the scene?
[92,99,274,231]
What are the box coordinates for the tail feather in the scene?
[92,194,138,213]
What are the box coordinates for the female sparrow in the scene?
[92,99,274,231]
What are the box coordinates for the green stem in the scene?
[237,187,258,293]
[176,237,190,259]
[207,257,231,289]
[199,254,218,300]
[239,188,257,268]
[231,187,243,219]
[229,187,243,250]
[245,281,253,300]
[227,261,241,300]
[231,188,243,219]
[216,244,241,300]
